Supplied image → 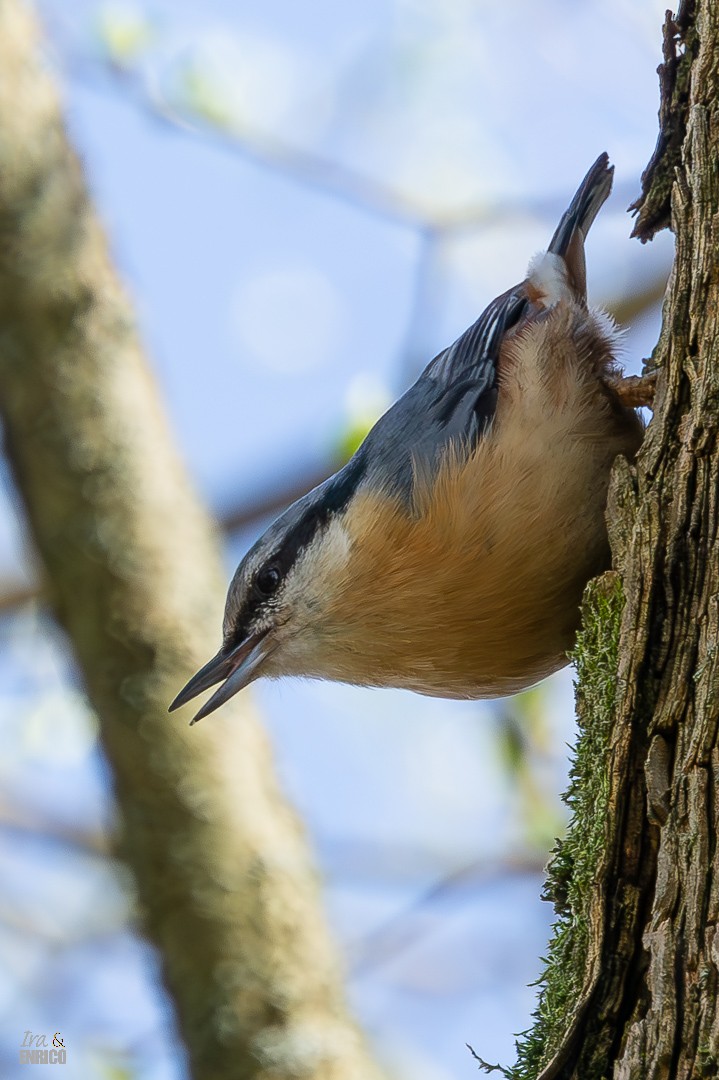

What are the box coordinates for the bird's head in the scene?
[169,457,366,723]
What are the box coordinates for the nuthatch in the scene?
[171,153,647,724]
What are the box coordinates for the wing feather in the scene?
[358,154,613,502]
[423,285,528,439]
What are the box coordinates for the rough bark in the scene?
[512,1,719,1076]
[0,5,383,1080]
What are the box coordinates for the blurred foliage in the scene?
[335,419,376,463]
[334,375,391,461]
[493,688,568,851]
[97,1059,134,1080]
[96,4,154,66]
[174,59,239,131]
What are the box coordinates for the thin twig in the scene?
[467,1043,513,1077]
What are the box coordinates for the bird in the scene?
[170,153,648,725]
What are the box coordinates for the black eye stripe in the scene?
[227,453,366,650]
[259,454,366,585]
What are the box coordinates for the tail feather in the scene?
[538,153,613,304]
[548,152,613,258]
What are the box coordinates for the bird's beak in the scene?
[168,630,271,724]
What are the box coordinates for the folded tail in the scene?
[530,153,613,305]
[548,152,613,258]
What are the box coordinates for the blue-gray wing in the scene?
[331,153,613,506]
[423,285,528,441]
[359,284,528,499]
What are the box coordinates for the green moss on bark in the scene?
[510,573,624,1079]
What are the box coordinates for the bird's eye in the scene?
[254,565,281,599]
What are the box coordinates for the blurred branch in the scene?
[218,464,332,533]
[608,272,668,325]
[0,462,334,614]
[0,805,550,973]
[396,225,443,386]
[72,52,642,236]
[0,800,110,856]
[348,853,547,977]
[0,579,39,613]
[0,5,382,1080]
[0,899,127,946]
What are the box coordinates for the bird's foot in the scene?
[607,370,658,409]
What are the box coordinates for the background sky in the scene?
[0,2,673,1078]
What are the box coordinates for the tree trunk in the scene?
[513,1,719,1076]
[0,4,383,1080]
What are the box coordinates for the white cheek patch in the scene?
[282,517,352,610]
[526,251,570,308]
[320,517,352,570]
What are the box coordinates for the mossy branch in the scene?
[511,575,625,1080]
